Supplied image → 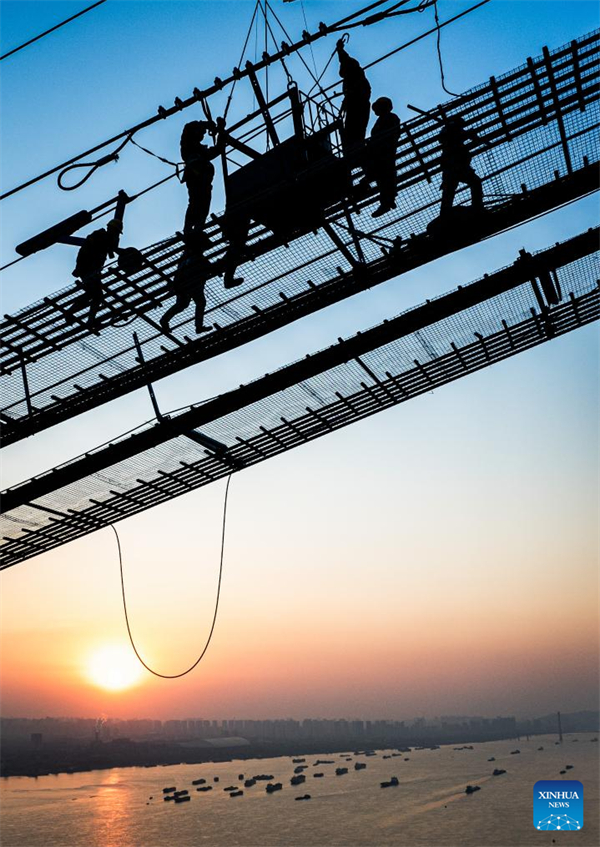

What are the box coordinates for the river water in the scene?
[1,734,598,847]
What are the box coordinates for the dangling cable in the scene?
[433,0,459,97]
[111,474,232,679]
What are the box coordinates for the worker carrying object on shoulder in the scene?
[363,97,401,218]
[67,218,122,330]
[180,120,221,238]
[438,115,484,217]
[336,38,371,155]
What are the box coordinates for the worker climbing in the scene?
[438,114,484,217]
[362,96,401,217]
[180,120,222,242]
[336,36,372,155]
[160,234,212,334]
[66,218,122,330]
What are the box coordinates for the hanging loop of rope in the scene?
[111,474,232,679]
[58,130,184,192]
[434,0,460,97]
[57,133,134,191]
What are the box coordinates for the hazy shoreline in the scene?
[5,731,598,780]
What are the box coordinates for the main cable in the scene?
[111,474,232,679]
[1,0,108,62]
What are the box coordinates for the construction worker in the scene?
[336,37,371,155]
[438,114,484,217]
[66,219,122,330]
[160,236,212,334]
[365,96,401,217]
[180,120,221,239]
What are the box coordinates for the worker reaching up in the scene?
[438,115,484,217]
[364,96,401,217]
[180,120,222,240]
[336,37,371,155]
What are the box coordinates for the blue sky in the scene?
[0,2,599,719]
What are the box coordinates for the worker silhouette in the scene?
[66,219,122,330]
[336,37,371,155]
[364,96,401,217]
[180,120,220,239]
[438,114,484,217]
[160,235,212,334]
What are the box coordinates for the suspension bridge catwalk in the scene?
[1,31,598,446]
[1,227,598,569]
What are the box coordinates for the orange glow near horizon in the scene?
[85,644,144,693]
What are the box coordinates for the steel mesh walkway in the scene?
[2,31,599,444]
[1,228,598,569]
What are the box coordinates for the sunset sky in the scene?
[1,1,598,722]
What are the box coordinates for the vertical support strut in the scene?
[570,40,585,112]
[132,332,164,422]
[542,46,573,175]
[18,348,33,418]
[246,62,280,147]
[489,76,512,140]
[321,221,362,268]
[342,204,366,264]
[287,83,305,140]
[403,123,432,183]
[526,57,547,124]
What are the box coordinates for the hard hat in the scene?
[373,96,393,111]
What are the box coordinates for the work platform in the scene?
[1,31,598,445]
[1,228,598,569]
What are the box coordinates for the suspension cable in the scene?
[0,0,109,62]
[112,474,232,679]
[223,0,262,122]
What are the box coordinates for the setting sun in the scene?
[86,645,144,692]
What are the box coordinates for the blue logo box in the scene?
[534,780,583,830]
